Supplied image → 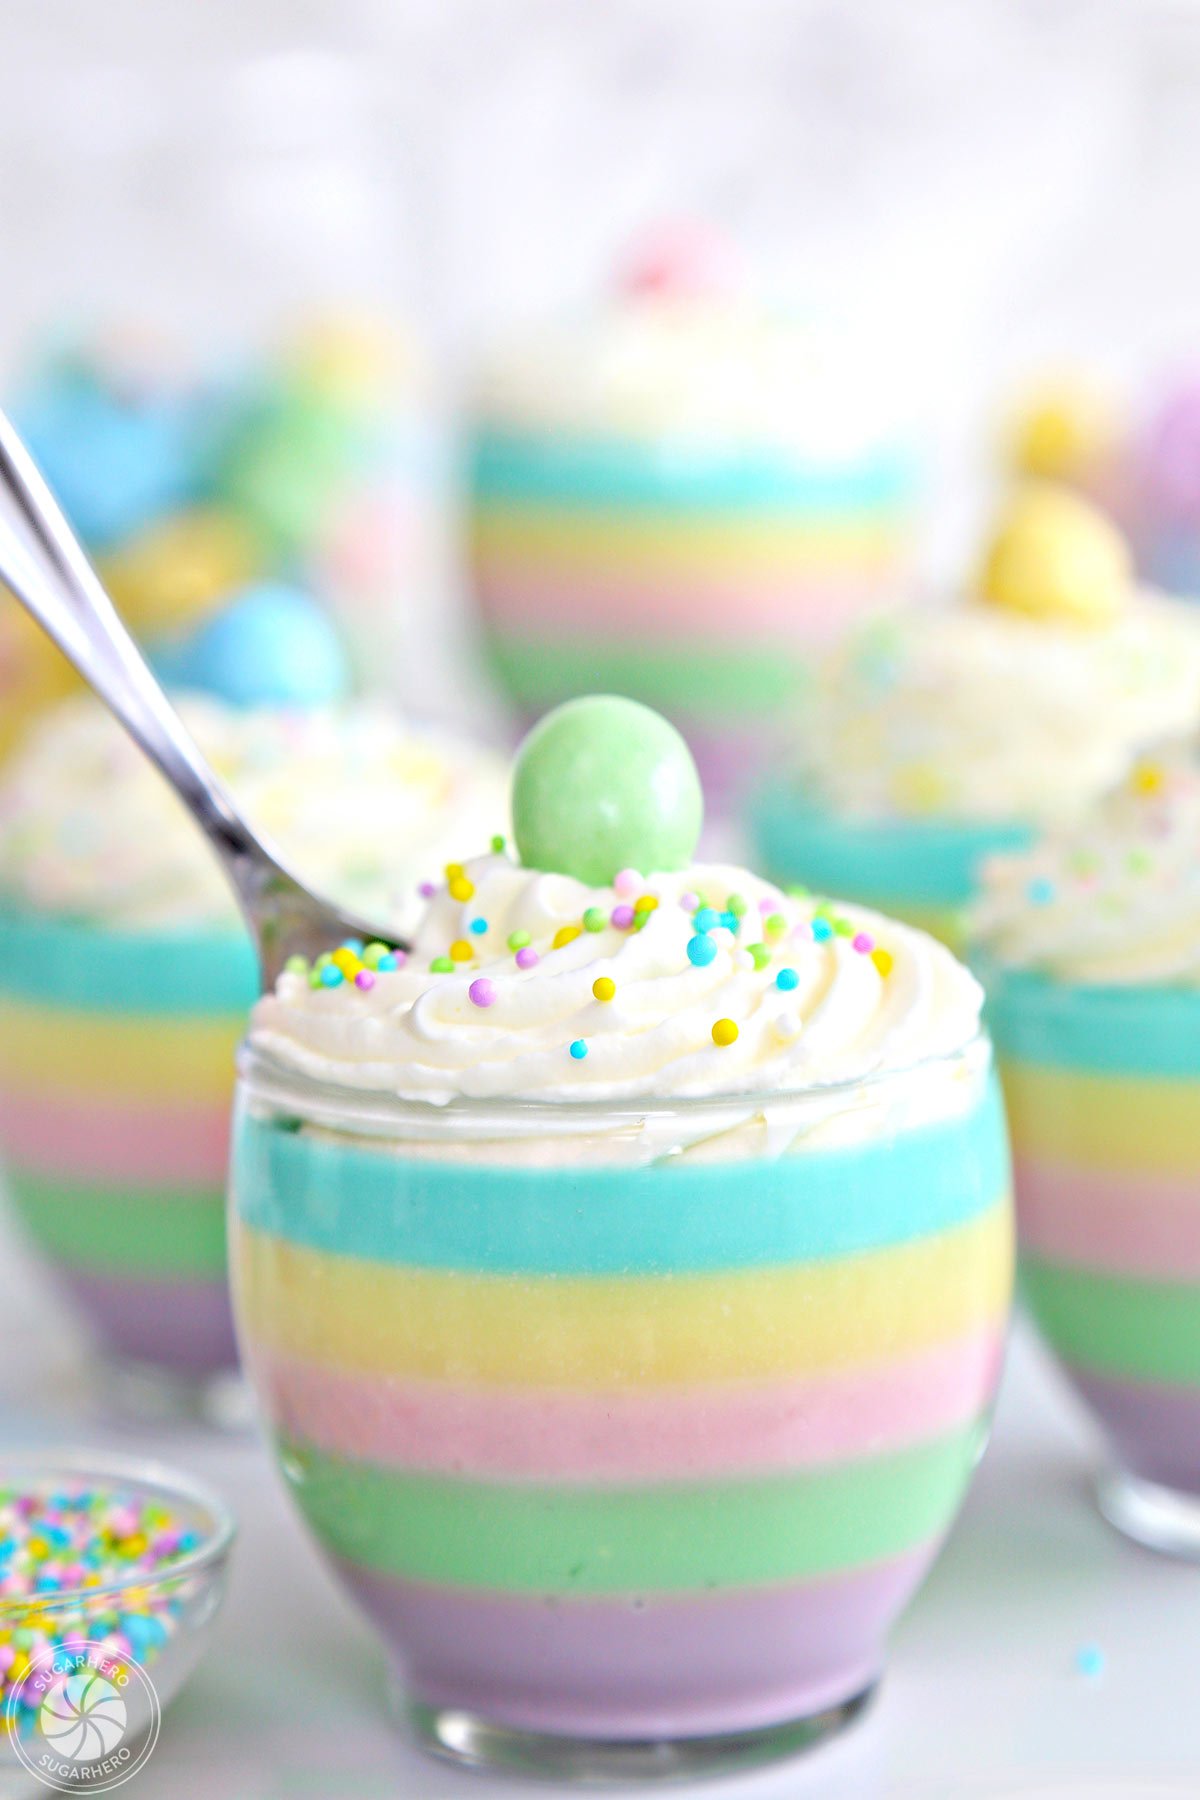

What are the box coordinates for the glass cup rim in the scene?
[235,1029,992,1137]
[0,1449,237,1618]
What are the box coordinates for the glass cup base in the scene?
[1096,1467,1200,1561]
[98,1353,254,1433]
[399,1685,876,1785]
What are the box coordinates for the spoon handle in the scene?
[0,407,271,903]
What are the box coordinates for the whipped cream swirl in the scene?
[971,749,1200,985]
[250,854,983,1105]
[0,695,506,934]
[800,597,1200,824]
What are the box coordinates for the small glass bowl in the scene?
[0,1453,234,1786]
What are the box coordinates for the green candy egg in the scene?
[512,696,703,886]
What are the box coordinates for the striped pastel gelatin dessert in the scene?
[231,1046,1011,1743]
[984,965,1200,1494]
[0,907,253,1376]
[752,783,1033,953]
[468,432,917,793]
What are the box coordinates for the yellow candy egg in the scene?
[98,508,264,635]
[977,484,1130,627]
[1006,378,1118,483]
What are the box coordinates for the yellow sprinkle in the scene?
[449,939,474,963]
[553,924,583,949]
[449,877,475,902]
[331,948,361,977]
[592,976,616,1002]
[871,948,894,977]
[1133,762,1164,796]
[445,863,464,880]
[711,1017,739,1047]
[633,894,659,913]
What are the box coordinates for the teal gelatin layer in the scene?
[0,905,256,1016]
[751,783,1032,912]
[469,428,919,515]
[232,1075,1009,1277]
[977,958,1200,1079]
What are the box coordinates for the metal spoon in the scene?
[0,407,404,987]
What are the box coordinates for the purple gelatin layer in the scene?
[60,1267,239,1376]
[1069,1367,1200,1496]
[337,1545,936,1740]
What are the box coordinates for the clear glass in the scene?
[0,1453,234,1794]
[983,961,1200,1558]
[230,1034,1010,1780]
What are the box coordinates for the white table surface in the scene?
[2,1226,1199,1800]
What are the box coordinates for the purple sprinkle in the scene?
[515,947,539,969]
[611,904,636,929]
[418,881,436,899]
[680,891,699,912]
[469,977,497,1007]
[355,970,376,990]
[852,933,874,954]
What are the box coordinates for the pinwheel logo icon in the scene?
[6,1639,160,1792]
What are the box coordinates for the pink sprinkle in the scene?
[852,933,874,954]
[680,892,699,912]
[418,881,436,899]
[613,868,641,897]
[469,977,497,1007]
[355,970,376,990]
[611,904,636,929]
[758,897,775,914]
[392,950,408,968]
[515,947,539,969]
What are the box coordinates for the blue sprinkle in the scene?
[1027,877,1056,907]
[1075,1644,1105,1679]
[719,910,739,932]
[692,906,720,933]
[469,917,488,935]
[569,1039,588,1060]
[687,933,718,967]
[321,965,344,987]
[341,938,365,955]
[811,919,833,942]
[776,967,799,991]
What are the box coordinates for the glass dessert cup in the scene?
[0,906,254,1424]
[230,1034,1011,1781]
[982,960,1200,1556]
[752,783,1033,954]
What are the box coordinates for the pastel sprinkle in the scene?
[469,978,497,1008]
[341,938,364,955]
[592,976,616,1002]
[613,869,641,897]
[832,918,854,938]
[634,894,659,915]
[711,1018,739,1047]
[469,917,488,935]
[449,939,474,963]
[430,956,454,974]
[719,911,739,932]
[553,924,583,949]
[377,951,401,972]
[332,948,361,977]
[872,948,894,977]
[508,930,531,950]
[811,919,833,942]
[687,933,718,967]
[776,967,799,991]
[418,881,436,900]
[1027,877,1055,906]
[852,932,875,954]
[692,907,720,933]
[747,942,770,971]
[490,834,507,853]
[611,904,636,930]
[307,967,323,988]
[445,863,464,879]
[1075,1644,1105,1679]
[680,892,699,912]
[354,970,375,991]
[363,942,390,968]
[569,1039,588,1059]
[727,893,747,918]
[765,912,788,937]
[320,965,343,987]
[583,908,607,932]
[515,947,539,969]
[449,877,475,903]
[284,954,309,976]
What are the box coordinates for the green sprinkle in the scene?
[582,907,607,933]
[1126,849,1152,876]
[833,918,854,938]
[786,884,810,900]
[314,952,333,971]
[363,942,390,969]
[307,967,323,989]
[747,943,770,970]
[285,954,309,975]
[508,929,531,951]
[491,834,507,854]
[765,912,787,937]
[430,955,454,973]
[727,893,747,918]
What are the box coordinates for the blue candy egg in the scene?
[151,583,352,708]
